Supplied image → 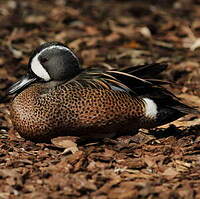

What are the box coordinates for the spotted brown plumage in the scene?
[7,42,200,142]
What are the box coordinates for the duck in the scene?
[7,41,199,142]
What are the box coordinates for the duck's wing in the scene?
[84,63,170,85]
[74,70,133,94]
[120,63,168,79]
[74,66,199,115]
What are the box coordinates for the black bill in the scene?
[7,73,37,95]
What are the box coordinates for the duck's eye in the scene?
[40,57,48,63]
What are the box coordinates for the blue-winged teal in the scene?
[7,42,199,141]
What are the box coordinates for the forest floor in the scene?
[0,0,200,198]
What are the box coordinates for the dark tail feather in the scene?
[121,63,168,79]
[155,103,199,127]
[168,103,200,115]
[155,109,185,126]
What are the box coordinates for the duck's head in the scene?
[8,42,81,95]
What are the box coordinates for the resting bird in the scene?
[7,42,199,141]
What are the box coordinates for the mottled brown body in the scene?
[10,81,151,141]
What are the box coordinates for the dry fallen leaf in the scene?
[1,1,200,198]
[123,41,141,49]
[162,167,179,179]
[51,136,79,154]
[139,27,152,38]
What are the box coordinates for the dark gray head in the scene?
[29,42,80,81]
[8,42,81,94]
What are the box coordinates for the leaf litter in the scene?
[0,0,200,198]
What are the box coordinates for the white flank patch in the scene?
[31,54,51,81]
[143,98,158,118]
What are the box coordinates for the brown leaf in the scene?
[123,41,141,49]
[162,167,179,179]
[85,26,99,35]
[51,136,79,154]
[104,32,121,42]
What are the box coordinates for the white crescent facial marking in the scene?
[31,54,51,81]
[31,44,78,81]
[143,98,158,118]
